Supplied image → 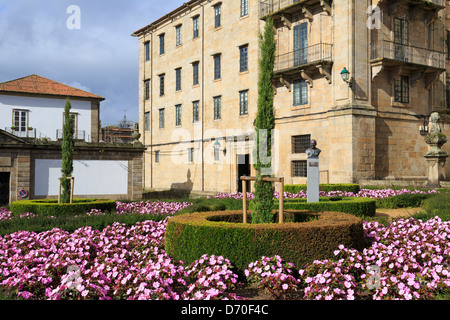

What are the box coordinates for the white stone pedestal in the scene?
[307,159,319,203]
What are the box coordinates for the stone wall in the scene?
[0,138,144,203]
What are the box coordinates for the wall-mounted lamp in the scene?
[414,114,430,136]
[213,139,226,155]
[340,67,352,87]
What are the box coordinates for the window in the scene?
[12,109,29,133]
[159,108,165,128]
[144,111,150,131]
[144,80,150,100]
[176,68,182,91]
[193,101,199,122]
[214,96,221,120]
[447,85,450,108]
[188,147,194,163]
[214,4,221,28]
[175,104,182,126]
[394,76,409,103]
[239,45,248,72]
[62,111,78,138]
[193,16,199,38]
[241,0,248,16]
[159,34,165,55]
[159,74,165,96]
[447,31,450,60]
[193,62,199,85]
[292,160,307,177]
[292,135,311,153]
[155,150,160,163]
[214,54,221,80]
[293,79,307,105]
[176,25,182,46]
[239,90,248,115]
[144,41,150,61]
[394,18,409,62]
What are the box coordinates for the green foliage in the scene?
[9,199,116,217]
[413,191,450,221]
[284,184,361,194]
[164,210,364,271]
[375,193,431,209]
[253,17,276,224]
[276,197,376,217]
[0,207,168,236]
[61,98,75,203]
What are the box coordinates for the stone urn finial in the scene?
[424,112,448,187]
[424,112,448,157]
[132,123,143,147]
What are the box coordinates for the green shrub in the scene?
[274,197,376,217]
[0,210,168,236]
[9,199,116,217]
[413,192,450,222]
[375,193,432,209]
[165,210,365,271]
[284,184,360,194]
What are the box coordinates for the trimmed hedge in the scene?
[273,197,376,217]
[284,183,360,194]
[165,210,365,271]
[9,199,117,217]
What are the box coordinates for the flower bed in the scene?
[1,194,449,300]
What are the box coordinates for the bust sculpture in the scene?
[305,139,321,159]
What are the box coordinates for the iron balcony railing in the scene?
[378,0,444,8]
[56,129,89,141]
[370,40,445,70]
[274,43,333,73]
[5,127,49,139]
[260,0,305,17]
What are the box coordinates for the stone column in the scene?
[306,139,321,203]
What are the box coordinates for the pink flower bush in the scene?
[115,200,192,216]
[245,255,298,299]
[1,196,449,300]
[211,188,439,200]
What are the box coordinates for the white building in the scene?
[0,74,104,142]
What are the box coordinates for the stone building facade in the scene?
[133,0,450,194]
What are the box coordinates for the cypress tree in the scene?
[252,17,276,224]
[61,98,74,203]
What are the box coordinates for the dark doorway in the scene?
[237,154,250,192]
[0,172,10,206]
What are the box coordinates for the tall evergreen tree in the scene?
[61,98,75,203]
[252,17,276,224]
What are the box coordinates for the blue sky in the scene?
[0,0,182,126]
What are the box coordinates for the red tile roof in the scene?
[0,74,105,100]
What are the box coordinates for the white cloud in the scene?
[0,0,181,126]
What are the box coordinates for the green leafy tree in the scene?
[252,17,276,224]
[61,98,74,203]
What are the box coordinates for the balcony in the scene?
[378,0,444,22]
[370,40,445,87]
[260,0,331,21]
[370,41,445,70]
[56,129,89,142]
[274,43,333,86]
[5,127,49,140]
